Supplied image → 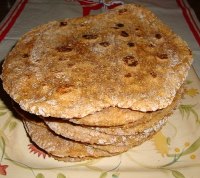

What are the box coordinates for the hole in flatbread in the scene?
[82,34,98,39]
[99,42,110,47]
[127,42,135,47]
[56,45,73,52]
[59,21,68,27]
[157,53,168,59]
[155,33,162,39]
[119,9,127,14]
[150,71,157,78]
[123,56,138,67]
[120,31,129,37]
[22,53,29,58]
[124,73,132,78]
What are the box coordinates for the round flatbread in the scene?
[2,4,192,119]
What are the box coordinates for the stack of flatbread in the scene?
[1,4,192,162]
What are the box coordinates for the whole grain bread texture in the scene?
[2,4,192,119]
[67,86,183,127]
[22,115,164,160]
[44,85,183,145]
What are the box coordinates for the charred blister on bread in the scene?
[157,53,168,60]
[123,56,138,67]
[22,53,29,58]
[116,23,124,28]
[56,84,74,94]
[150,71,157,78]
[127,42,135,47]
[82,34,98,40]
[59,21,68,27]
[99,42,110,47]
[56,45,73,52]
[120,31,129,37]
[155,33,162,39]
[124,73,132,78]
[118,8,128,14]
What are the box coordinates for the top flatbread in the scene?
[2,4,192,118]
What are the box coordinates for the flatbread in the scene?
[92,118,166,153]
[13,100,166,159]
[23,119,114,158]
[2,4,192,119]
[45,117,165,146]
[44,86,182,146]
[68,86,183,127]
[22,115,161,160]
[23,117,165,158]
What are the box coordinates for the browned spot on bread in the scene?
[123,56,138,67]
[60,21,68,27]
[56,84,74,94]
[67,63,75,67]
[82,34,98,40]
[119,8,127,14]
[116,23,124,27]
[157,53,168,59]
[127,42,135,47]
[99,42,110,47]
[150,71,157,78]
[56,45,73,52]
[124,73,132,78]
[121,31,129,37]
[58,57,66,61]
[22,53,29,58]
[155,33,162,39]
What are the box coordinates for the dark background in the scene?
[0,0,200,23]
[0,0,16,22]
[188,0,200,21]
